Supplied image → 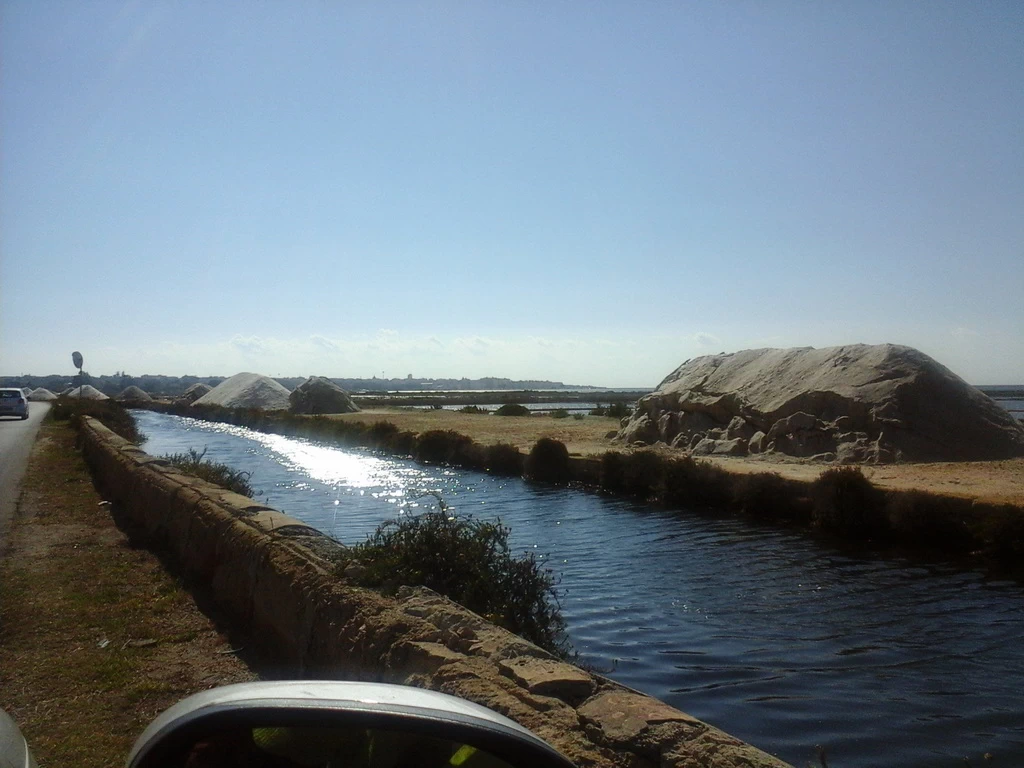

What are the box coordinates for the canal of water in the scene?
[133,410,1024,768]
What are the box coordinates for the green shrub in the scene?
[415,430,474,465]
[600,450,664,498]
[970,504,1024,558]
[599,451,626,492]
[163,447,254,497]
[886,490,973,550]
[459,405,489,414]
[524,438,571,484]
[590,402,633,419]
[484,443,523,476]
[550,409,570,419]
[387,430,419,457]
[49,398,145,444]
[342,505,569,656]
[732,472,807,521]
[368,420,400,447]
[661,456,732,509]
[810,467,888,537]
[573,413,585,421]
[494,403,530,417]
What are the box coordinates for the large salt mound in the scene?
[193,372,291,410]
[617,344,1024,463]
[62,385,110,401]
[117,385,153,402]
[289,376,360,414]
[28,388,57,401]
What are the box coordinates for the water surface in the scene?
[136,410,1024,768]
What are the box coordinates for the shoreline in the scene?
[332,407,1024,507]
[138,403,1024,568]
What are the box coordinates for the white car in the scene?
[0,388,30,420]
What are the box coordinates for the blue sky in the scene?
[2,1,1022,386]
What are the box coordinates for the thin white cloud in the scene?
[229,335,268,356]
[951,327,980,340]
[692,332,720,348]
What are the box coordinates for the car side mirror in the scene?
[0,707,38,768]
[127,681,577,768]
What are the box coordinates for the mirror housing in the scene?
[127,681,576,768]
[0,708,38,768]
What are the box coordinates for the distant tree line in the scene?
[0,373,596,397]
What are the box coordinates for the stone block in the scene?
[497,656,596,704]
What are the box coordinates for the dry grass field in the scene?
[331,408,624,457]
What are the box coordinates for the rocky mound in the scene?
[117,385,153,402]
[617,344,1024,463]
[62,385,109,401]
[28,388,57,401]
[177,383,212,405]
[289,376,360,414]
[193,372,291,410]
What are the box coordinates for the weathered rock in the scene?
[692,437,747,456]
[193,373,291,410]
[748,431,767,454]
[766,411,817,440]
[725,416,756,441]
[578,690,704,747]
[289,376,360,414]
[617,344,1024,463]
[616,412,659,444]
[498,656,596,704]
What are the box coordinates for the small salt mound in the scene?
[63,385,109,400]
[117,385,153,402]
[193,372,291,410]
[28,388,57,401]
[179,383,212,404]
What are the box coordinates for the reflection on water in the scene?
[135,411,1024,768]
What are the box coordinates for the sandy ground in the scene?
[334,409,1024,507]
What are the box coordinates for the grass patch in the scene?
[163,447,255,497]
[0,424,255,768]
[340,498,569,657]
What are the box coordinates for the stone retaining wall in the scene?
[80,417,791,768]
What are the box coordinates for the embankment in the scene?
[79,416,791,768]
[153,404,1024,564]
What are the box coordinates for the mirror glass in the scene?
[178,725,517,768]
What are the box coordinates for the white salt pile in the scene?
[63,385,109,400]
[117,385,153,402]
[192,372,291,410]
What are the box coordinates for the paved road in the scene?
[0,402,50,555]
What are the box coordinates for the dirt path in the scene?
[0,424,257,768]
